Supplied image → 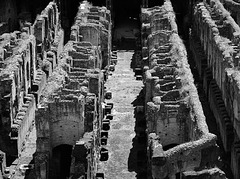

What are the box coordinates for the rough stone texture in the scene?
[0,2,64,178]
[142,1,218,179]
[0,0,239,179]
[191,1,240,178]
[34,1,111,179]
[221,0,240,26]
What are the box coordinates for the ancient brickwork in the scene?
[1,0,239,179]
[0,2,64,178]
[70,2,112,69]
[34,1,111,179]
[142,1,218,178]
[191,0,240,178]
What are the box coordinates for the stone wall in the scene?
[191,1,240,178]
[142,1,218,179]
[34,1,111,179]
[0,1,64,178]
[221,0,240,26]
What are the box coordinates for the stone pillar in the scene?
[146,102,159,133]
[145,78,152,105]
[34,17,45,45]
[35,107,51,179]
[152,76,159,99]
[34,152,50,179]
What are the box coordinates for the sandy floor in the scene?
[99,51,145,179]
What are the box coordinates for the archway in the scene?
[51,144,73,179]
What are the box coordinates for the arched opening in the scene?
[51,144,73,179]
[162,143,179,151]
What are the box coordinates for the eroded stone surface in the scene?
[191,1,240,178]
[0,0,240,179]
[142,1,218,178]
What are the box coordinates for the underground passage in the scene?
[0,0,240,179]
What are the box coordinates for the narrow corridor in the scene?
[99,51,145,179]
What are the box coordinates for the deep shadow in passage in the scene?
[128,51,147,178]
[128,90,148,179]
[51,144,73,179]
[186,37,234,179]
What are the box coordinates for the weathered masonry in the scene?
[0,2,64,178]
[190,0,240,178]
[0,1,112,178]
[141,1,219,178]
[34,2,112,179]
[0,0,240,179]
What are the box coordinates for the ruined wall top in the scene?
[142,2,217,177]
[39,1,111,106]
[195,0,240,99]
[0,1,61,81]
[141,0,178,33]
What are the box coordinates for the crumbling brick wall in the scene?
[191,1,240,178]
[142,1,218,178]
[0,1,64,178]
[34,1,111,179]
[0,33,38,156]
